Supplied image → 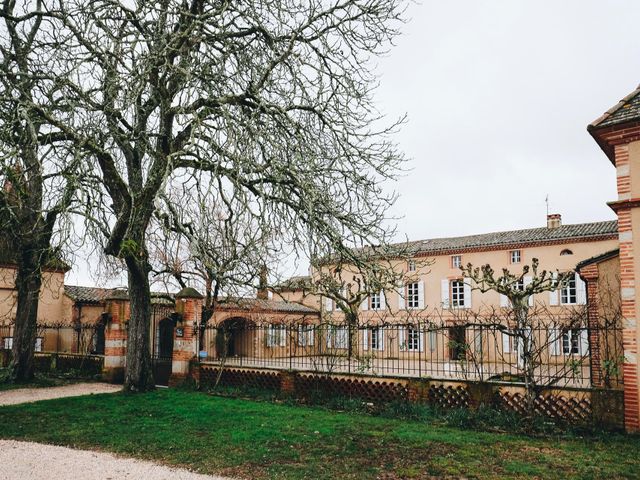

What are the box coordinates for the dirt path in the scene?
[0,382,121,406]
[0,440,233,479]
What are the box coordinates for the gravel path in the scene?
[0,382,122,406]
[0,440,232,479]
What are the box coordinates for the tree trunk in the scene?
[8,250,42,382]
[123,256,155,391]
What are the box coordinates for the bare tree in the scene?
[43,1,407,390]
[150,176,282,350]
[0,0,85,382]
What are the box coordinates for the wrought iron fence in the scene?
[0,323,105,375]
[196,320,624,389]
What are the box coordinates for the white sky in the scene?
[67,0,640,287]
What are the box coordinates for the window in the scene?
[450,280,465,307]
[2,337,12,350]
[370,292,382,310]
[266,324,286,347]
[451,255,462,268]
[510,250,521,264]
[561,329,586,355]
[371,327,383,351]
[407,327,420,351]
[35,337,43,352]
[561,274,577,305]
[334,326,348,349]
[407,260,416,272]
[560,249,573,256]
[406,282,419,309]
[297,325,315,347]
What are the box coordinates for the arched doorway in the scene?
[150,305,176,386]
[216,318,255,359]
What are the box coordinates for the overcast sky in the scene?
[67,0,640,287]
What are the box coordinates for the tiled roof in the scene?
[576,249,620,271]
[403,220,618,256]
[65,286,175,305]
[218,297,317,314]
[590,85,640,129]
[64,285,111,304]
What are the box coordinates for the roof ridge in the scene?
[404,219,617,245]
[590,84,640,129]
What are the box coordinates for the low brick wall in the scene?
[193,362,624,429]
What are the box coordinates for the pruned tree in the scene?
[461,258,575,415]
[45,0,407,390]
[0,0,85,382]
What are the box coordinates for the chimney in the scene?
[547,213,562,229]
[256,265,269,300]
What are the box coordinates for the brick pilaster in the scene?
[102,293,129,383]
[578,264,604,387]
[169,287,203,385]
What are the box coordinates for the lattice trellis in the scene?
[428,384,470,409]
[199,367,281,391]
[295,374,408,403]
[497,390,592,422]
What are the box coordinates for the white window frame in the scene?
[561,274,577,305]
[370,327,384,351]
[267,324,286,347]
[297,325,314,347]
[3,337,12,350]
[407,260,416,272]
[35,337,43,352]
[333,326,348,349]
[451,255,462,269]
[407,326,420,351]
[450,279,465,308]
[370,292,382,310]
[406,282,419,309]
[510,250,521,264]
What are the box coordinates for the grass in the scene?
[0,389,638,479]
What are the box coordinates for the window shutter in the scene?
[380,290,386,309]
[308,327,315,346]
[417,280,425,309]
[549,328,560,355]
[429,331,437,352]
[500,294,509,308]
[419,330,424,352]
[280,327,286,347]
[502,331,511,353]
[399,327,406,351]
[326,326,333,348]
[463,278,472,309]
[576,275,587,305]
[579,329,589,355]
[524,276,534,306]
[397,287,405,310]
[379,327,385,351]
[441,279,450,308]
[363,328,369,351]
[325,297,333,312]
[549,272,559,306]
[361,296,369,311]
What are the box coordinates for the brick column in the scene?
[591,131,640,431]
[169,287,203,386]
[578,264,604,387]
[102,290,130,383]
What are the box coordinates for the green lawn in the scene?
[0,389,637,479]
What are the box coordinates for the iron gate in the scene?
[150,304,175,386]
